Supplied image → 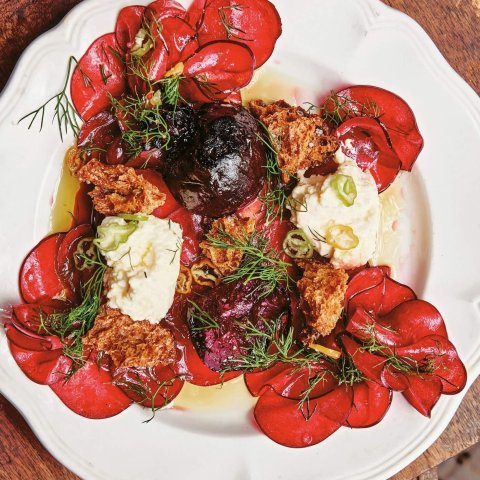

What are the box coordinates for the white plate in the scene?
[0,1,479,479]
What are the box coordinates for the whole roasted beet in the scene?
[188,280,289,372]
[165,103,266,217]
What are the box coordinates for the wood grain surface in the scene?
[0,1,478,480]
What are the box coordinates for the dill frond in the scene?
[18,56,81,141]
[205,227,291,298]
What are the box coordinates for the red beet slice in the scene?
[339,335,386,384]
[167,207,201,265]
[19,234,74,305]
[161,16,199,69]
[401,374,442,417]
[254,385,353,448]
[183,41,255,101]
[77,111,120,157]
[345,380,392,428]
[244,363,291,397]
[245,362,338,400]
[106,136,126,165]
[381,364,410,392]
[71,33,126,120]
[12,303,57,334]
[334,86,424,171]
[9,344,71,385]
[336,117,402,193]
[56,224,94,296]
[50,361,132,419]
[140,169,181,218]
[113,365,183,408]
[145,0,188,22]
[189,0,282,68]
[346,267,416,316]
[6,324,62,351]
[115,5,146,51]
[394,335,467,395]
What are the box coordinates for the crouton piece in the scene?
[249,100,339,182]
[77,159,165,216]
[200,216,255,276]
[82,306,176,368]
[297,261,348,340]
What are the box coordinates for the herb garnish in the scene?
[218,5,252,41]
[256,122,307,223]
[320,91,381,127]
[39,251,106,372]
[18,56,82,141]
[205,227,291,298]
[188,301,220,331]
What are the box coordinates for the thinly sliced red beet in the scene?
[12,303,57,334]
[161,16,199,69]
[381,365,410,392]
[56,224,93,297]
[339,335,386,384]
[253,385,353,448]
[145,0,187,22]
[334,86,424,171]
[115,5,146,51]
[113,365,183,408]
[71,33,126,120]
[139,169,181,218]
[10,344,71,385]
[245,362,338,400]
[345,380,392,428]
[167,207,201,265]
[5,325,70,385]
[72,184,94,228]
[106,137,126,165]
[189,0,282,68]
[50,361,132,419]
[346,267,416,316]
[394,335,467,395]
[183,41,255,101]
[402,374,442,417]
[336,117,402,193]
[19,234,74,305]
[77,111,120,156]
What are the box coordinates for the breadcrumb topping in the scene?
[82,306,176,369]
[200,216,255,276]
[249,100,339,181]
[297,261,348,340]
[77,159,165,216]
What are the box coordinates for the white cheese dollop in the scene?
[99,215,183,323]
[289,160,380,269]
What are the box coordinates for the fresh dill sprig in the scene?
[39,251,106,371]
[205,227,291,298]
[109,93,171,157]
[320,91,381,127]
[113,373,178,423]
[359,322,436,377]
[188,301,220,331]
[218,5,251,41]
[157,74,185,108]
[297,370,330,420]
[256,122,306,223]
[18,56,82,141]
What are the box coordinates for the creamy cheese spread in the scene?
[98,215,183,323]
[289,160,380,269]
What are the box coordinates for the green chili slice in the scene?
[331,174,357,207]
[283,229,314,259]
[325,225,359,251]
[131,29,153,57]
[94,222,138,252]
[118,213,149,222]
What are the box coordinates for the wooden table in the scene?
[0,1,478,479]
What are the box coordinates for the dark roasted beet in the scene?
[188,280,289,371]
[164,103,266,217]
[142,103,198,161]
